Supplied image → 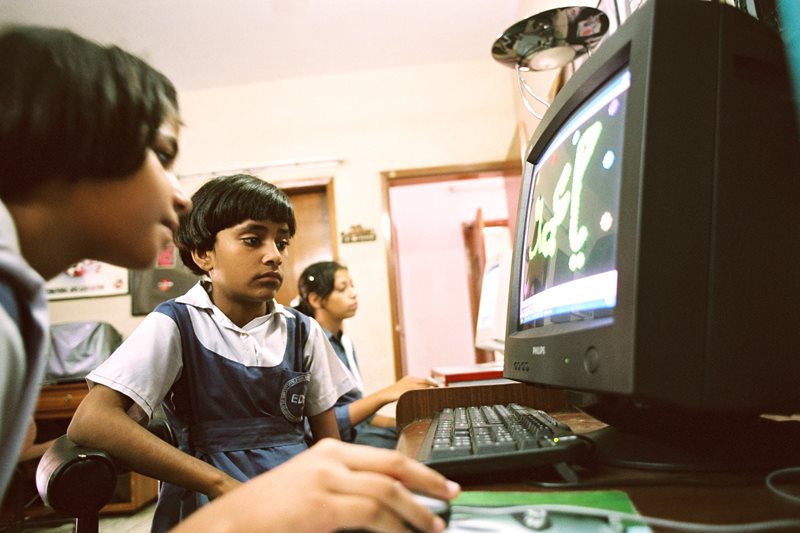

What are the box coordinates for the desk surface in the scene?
[396,384,800,531]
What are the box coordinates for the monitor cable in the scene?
[765,466,800,504]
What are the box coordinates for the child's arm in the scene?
[345,376,438,427]
[307,407,341,442]
[18,417,55,462]
[68,384,241,499]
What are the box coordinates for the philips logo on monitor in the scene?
[531,346,546,356]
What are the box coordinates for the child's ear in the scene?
[191,249,213,273]
[308,292,323,311]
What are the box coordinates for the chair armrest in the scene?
[35,418,175,519]
[35,435,117,518]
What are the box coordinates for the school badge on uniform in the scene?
[280,373,311,422]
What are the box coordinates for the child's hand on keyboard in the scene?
[378,375,440,403]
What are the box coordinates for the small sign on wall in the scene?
[341,224,377,244]
[46,260,128,300]
[130,244,200,315]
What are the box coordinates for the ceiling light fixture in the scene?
[492,6,610,119]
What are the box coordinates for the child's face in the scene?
[321,268,358,321]
[195,218,291,309]
[73,114,191,270]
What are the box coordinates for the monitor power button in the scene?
[583,346,600,374]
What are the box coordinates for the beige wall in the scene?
[49,58,518,397]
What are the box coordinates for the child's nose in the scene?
[262,244,283,265]
[166,171,192,215]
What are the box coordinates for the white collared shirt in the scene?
[88,283,354,422]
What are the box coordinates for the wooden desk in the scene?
[396,384,800,531]
[34,383,158,515]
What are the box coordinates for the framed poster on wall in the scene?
[129,244,200,315]
[45,260,128,300]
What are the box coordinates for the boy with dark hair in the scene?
[69,174,352,531]
[0,24,190,499]
[1,25,457,533]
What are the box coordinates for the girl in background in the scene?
[295,260,437,448]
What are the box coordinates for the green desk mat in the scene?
[453,489,638,513]
[449,490,649,532]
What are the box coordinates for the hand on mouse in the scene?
[171,439,460,533]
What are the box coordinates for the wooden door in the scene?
[275,179,338,307]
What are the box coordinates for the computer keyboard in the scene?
[418,403,588,479]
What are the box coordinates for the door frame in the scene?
[380,160,521,379]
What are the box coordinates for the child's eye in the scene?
[155,149,175,168]
[276,240,290,252]
[242,237,261,247]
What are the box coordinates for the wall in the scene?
[49,58,517,397]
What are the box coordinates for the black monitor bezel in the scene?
[504,0,724,406]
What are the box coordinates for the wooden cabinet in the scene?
[34,383,158,514]
[35,382,89,420]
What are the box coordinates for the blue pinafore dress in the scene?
[150,300,312,533]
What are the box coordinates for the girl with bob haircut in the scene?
[70,174,354,531]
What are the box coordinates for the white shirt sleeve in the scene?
[303,318,355,417]
[0,307,25,453]
[86,312,183,422]
[0,307,24,405]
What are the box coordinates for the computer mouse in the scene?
[337,493,451,533]
[407,492,451,532]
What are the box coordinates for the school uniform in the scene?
[88,282,353,532]
[0,200,50,499]
[324,329,398,449]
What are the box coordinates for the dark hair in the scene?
[294,261,347,317]
[0,25,178,201]
[177,174,297,275]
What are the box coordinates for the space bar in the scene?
[430,445,472,458]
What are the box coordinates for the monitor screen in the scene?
[519,68,629,330]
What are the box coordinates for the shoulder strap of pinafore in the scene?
[279,306,311,372]
[153,299,202,452]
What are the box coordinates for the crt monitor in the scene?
[474,249,511,354]
[504,0,800,470]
